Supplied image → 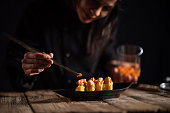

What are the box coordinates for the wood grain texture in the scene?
[123,89,170,112]
[0,92,33,113]
[146,90,170,98]
[26,90,121,113]
[137,84,170,98]
[31,101,121,113]
[25,90,70,103]
[104,94,165,113]
[0,88,170,113]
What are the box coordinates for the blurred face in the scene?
[76,0,117,24]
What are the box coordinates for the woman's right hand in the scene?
[21,52,53,76]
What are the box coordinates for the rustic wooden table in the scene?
[0,84,170,113]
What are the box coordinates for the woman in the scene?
[7,0,135,91]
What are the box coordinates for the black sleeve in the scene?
[95,21,118,77]
[101,23,118,64]
[6,2,41,91]
[6,40,39,91]
[101,37,117,63]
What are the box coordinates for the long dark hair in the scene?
[87,5,119,56]
[65,0,121,56]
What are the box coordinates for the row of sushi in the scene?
[75,77,113,91]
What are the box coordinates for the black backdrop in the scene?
[0,0,169,91]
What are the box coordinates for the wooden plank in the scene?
[0,105,33,113]
[30,102,68,113]
[25,90,70,103]
[137,84,160,92]
[0,92,33,113]
[153,91,170,98]
[31,101,122,113]
[137,84,170,98]
[68,101,121,113]
[25,90,122,113]
[104,94,166,113]
[0,92,25,97]
[123,89,170,112]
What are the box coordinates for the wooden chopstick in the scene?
[4,33,79,75]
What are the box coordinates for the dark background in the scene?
[0,0,169,91]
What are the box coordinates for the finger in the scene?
[22,63,50,69]
[125,75,132,83]
[22,58,53,65]
[24,69,44,76]
[46,64,52,68]
[24,52,51,59]
[49,53,53,58]
[113,67,119,75]
[29,73,40,76]
[24,52,32,58]
[132,76,138,83]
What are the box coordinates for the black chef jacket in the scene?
[6,0,117,91]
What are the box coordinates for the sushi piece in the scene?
[76,79,87,86]
[86,79,95,91]
[75,79,87,91]
[103,77,113,90]
[96,77,104,91]
[75,85,85,91]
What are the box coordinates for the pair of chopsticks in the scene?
[3,33,82,77]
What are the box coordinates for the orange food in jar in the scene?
[117,65,140,78]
